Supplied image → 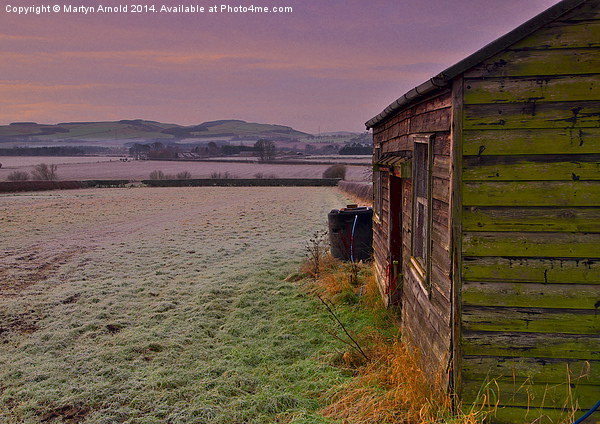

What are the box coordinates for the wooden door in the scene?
[388,174,403,305]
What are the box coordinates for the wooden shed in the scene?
[366,0,599,422]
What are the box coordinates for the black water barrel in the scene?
[328,206,373,261]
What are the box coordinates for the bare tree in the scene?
[176,171,192,179]
[149,170,165,180]
[31,163,58,180]
[254,139,276,162]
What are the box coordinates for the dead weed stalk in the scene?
[304,230,329,278]
[316,294,369,362]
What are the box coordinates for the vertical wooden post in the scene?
[449,75,464,405]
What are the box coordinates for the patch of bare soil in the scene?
[0,313,39,337]
[39,405,91,424]
[0,248,82,297]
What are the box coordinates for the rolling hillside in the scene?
[0,119,312,146]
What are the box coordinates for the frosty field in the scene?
[0,157,370,182]
[0,187,354,423]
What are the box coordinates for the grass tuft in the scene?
[300,258,488,424]
[322,336,487,424]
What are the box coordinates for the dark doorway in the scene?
[388,174,403,305]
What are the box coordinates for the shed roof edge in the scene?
[365,0,588,129]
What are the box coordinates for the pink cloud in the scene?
[0,0,561,132]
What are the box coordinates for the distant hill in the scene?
[0,119,311,146]
[318,131,359,137]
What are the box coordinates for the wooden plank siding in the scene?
[463,181,600,206]
[463,48,600,78]
[373,90,454,379]
[463,128,600,156]
[463,257,599,284]
[462,356,600,384]
[462,154,600,181]
[463,206,600,232]
[373,172,389,299]
[463,75,600,104]
[463,282,600,310]
[491,407,591,424]
[459,1,600,419]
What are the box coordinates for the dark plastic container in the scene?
[328,206,373,261]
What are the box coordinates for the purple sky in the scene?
[1,0,559,133]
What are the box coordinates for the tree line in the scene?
[129,139,277,161]
[0,146,110,156]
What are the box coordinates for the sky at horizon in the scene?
[1,0,560,134]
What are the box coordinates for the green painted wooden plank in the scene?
[451,76,465,396]
[462,331,599,359]
[463,282,600,309]
[462,380,598,409]
[462,356,600,384]
[463,207,600,232]
[487,406,581,424]
[463,128,600,156]
[462,306,599,334]
[463,154,600,181]
[463,181,600,206]
[463,232,600,258]
[510,21,600,50]
[463,49,600,78]
[462,257,599,285]
[561,0,600,21]
[464,101,600,130]
[464,75,600,104]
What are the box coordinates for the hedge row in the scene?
[0,178,342,193]
[0,180,129,193]
[142,178,341,187]
[338,181,373,204]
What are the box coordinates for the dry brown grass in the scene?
[302,259,488,424]
[322,337,488,424]
[360,270,386,311]
[301,255,348,295]
[301,256,389,320]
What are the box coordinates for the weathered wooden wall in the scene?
[459,1,600,422]
[373,171,389,292]
[372,90,454,376]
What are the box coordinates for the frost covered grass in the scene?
[0,187,369,423]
